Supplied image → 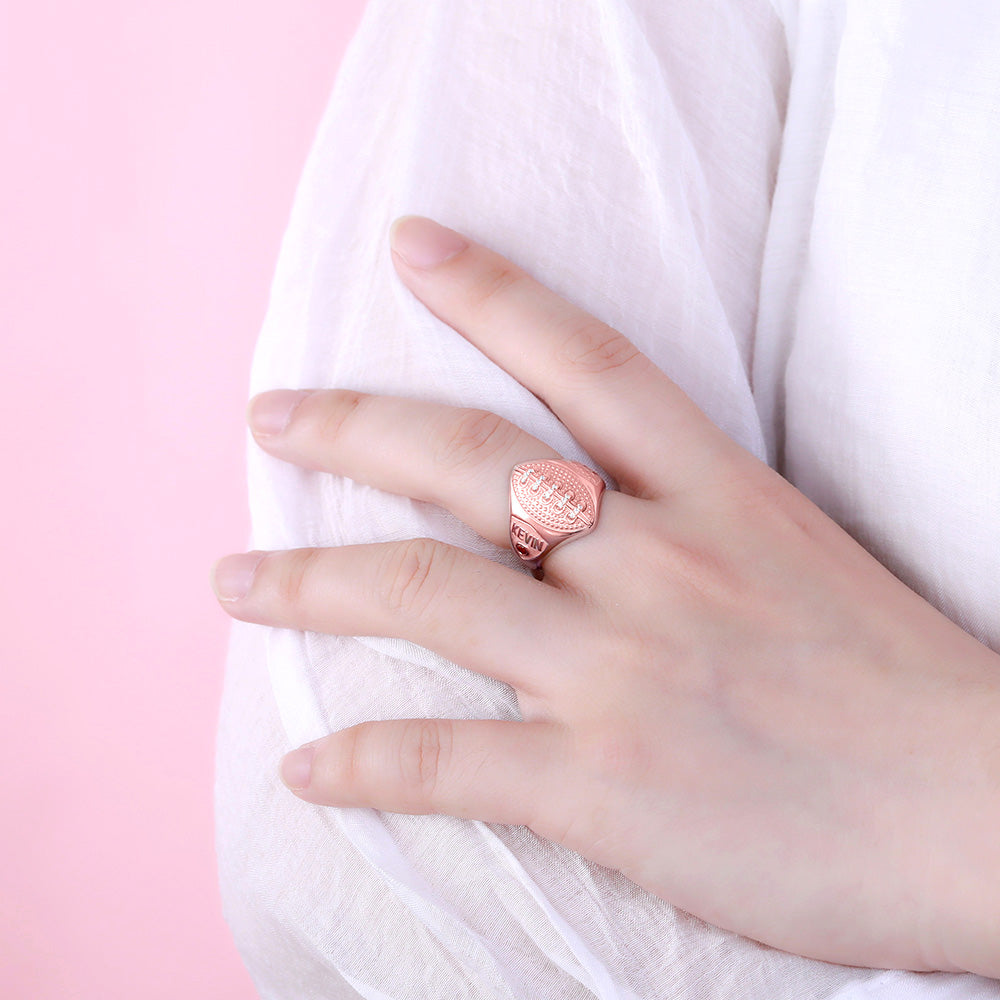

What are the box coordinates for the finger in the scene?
[389,215,758,499]
[246,387,562,550]
[210,539,581,694]
[280,718,562,828]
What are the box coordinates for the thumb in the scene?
[280,718,558,826]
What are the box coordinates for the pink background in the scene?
[1,1,366,995]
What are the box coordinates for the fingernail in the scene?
[210,551,266,602]
[247,389,314,436]
[390,215,469,269]
[281,744,316,790]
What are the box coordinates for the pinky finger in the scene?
[280,718,563,827]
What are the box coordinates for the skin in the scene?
[211,215,1000,977]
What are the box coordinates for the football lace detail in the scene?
[518,469,584,521]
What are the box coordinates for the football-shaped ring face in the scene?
[509,460,606,569]
[511,460,594,532]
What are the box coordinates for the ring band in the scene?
[509,459,606,579]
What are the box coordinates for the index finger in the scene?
[389,215,757,499]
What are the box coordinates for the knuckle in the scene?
[554,318,641,379]
[374,537,454,619]
[714,467,829,550]
[716,466,792,516]
[398,719,452,800]
[467,261,524,314]
[315,390,366,446]
[433,408,519,476]
[321,725,364,798]
[275,547,324,607]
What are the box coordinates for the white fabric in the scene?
[213,0,1000,996]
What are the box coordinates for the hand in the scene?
[211,216,1000,976]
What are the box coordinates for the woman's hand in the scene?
[211,216,1000,976]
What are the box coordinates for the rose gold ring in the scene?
[509,459,606,579]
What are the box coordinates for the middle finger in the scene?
[248,387,568,550]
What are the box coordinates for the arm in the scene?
[214,217,1000,977]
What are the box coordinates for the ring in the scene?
[509,459,607,579]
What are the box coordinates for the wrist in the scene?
[926,670,1000,977]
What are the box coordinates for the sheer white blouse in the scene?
[215,1,1000,996]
